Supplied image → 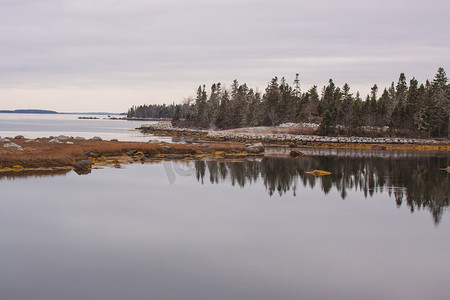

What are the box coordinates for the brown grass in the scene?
[0,138,246,168]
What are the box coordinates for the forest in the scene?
[127,68,450,138]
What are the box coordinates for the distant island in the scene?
[0,109,58,114]
[0,109,126,115]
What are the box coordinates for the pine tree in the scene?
[341,83,353,134]
[215,90,230,128]
[317,110,333,136]
[195,85,208,128]
[171,105,181,126]
[263,77,281,125]
[299,86,319,123]
[391,73,409,130]
[432,67,449,137]
[377,89,390,127]
[293,73,301,98]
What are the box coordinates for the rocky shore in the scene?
[139,121,450,151]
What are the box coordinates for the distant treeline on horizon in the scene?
[0,109,58,114]
[128,67,450,138]
[0,109,126,116]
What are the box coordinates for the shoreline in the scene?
[0,136,448,178]
[0,136,263,174]
[138,122,450,152]
[1,127,449,175]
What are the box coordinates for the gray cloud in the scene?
[0,0,449,111]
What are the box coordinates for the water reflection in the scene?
[194,155,449,224]
[0,169,71,180]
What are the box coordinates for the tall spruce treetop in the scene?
[263,77,281,125]
[433,67,448,88]
[395,73,408,105]
[293,73,301,98]
[431,67,449,137]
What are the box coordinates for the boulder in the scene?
[49,138,61,143]
[57,135,70,140]
[245,143,264,154]
[0,138,11,142]
[83,151,99,158]
[14,135,25,139]
[91,136,102,141]
[127,150,138,156]
[3,142,22,149]
[74,136,86,141]
[289,150,303,158]
[73,160,92,175]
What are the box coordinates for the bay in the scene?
[0,113,160,142]
[0,152,449,300]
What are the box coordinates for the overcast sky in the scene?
[0,0,449,112]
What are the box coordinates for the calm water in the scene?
[0,113,163,142]
[0,153,449,300]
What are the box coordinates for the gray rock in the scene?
[83,151,99,158]
[66,141,74,145]
[74,136,86,141]
[289,150,303,158]
[245,142,264,153]
[73,159,92,175]
[91,136,102,141]
[49,138,61,143]
[110,139,119,142]
[57,135,70,140]
[14,135,25,139]
[0,138,11,142]
[4,142,22,148]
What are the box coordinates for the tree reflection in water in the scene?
[194,153,449,225]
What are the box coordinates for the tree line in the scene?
[127,68,450,137]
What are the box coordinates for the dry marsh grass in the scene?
[0,139,246,168]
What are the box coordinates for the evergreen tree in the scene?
[340,83,354,134]
[297,85,319,123]
[171,105,181,126]
[207,83,221,127]
[195,85,208,128]
[317,110,333,136]
[216,90,230,128]
[391,73,409,130]
[377,89,390,127]
[263,77,281,125]
[320,79,336,114]
[431,67,449,137]
[293,73,301,98]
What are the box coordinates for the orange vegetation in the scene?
[0,138,248,168]
[307,170,332,176]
